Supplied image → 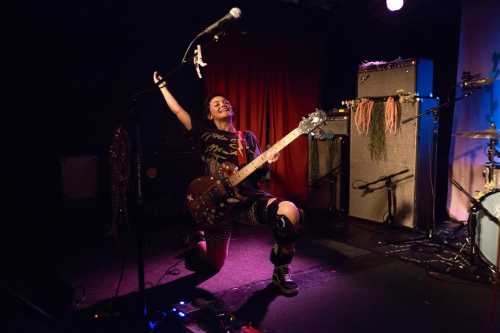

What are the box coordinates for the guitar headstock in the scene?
[298,109,327,135]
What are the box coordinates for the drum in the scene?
[474,190,500,268]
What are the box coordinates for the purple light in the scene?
[386,0,404,11]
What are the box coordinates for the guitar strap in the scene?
[236,131,248,167]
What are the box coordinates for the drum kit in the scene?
[455,124,500,273]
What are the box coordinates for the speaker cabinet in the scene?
[349,58,436,230]
[307,116,349,214]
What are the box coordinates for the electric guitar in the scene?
[186,109,327,227]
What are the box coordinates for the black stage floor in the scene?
[7,211,500,333]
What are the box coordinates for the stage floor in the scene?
[11,212,500,333]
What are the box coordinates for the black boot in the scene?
[270,245,298,296]
[272,264,299,296]
[182,230,208,272]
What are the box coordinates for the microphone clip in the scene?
[193,45,207,79]
[460,71,492,90]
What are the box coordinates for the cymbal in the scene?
[455,128,500,139]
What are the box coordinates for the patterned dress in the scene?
[190,123,273,239]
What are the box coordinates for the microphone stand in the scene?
[127,82,190,330]
[127,88,153,332]
[181,30,229,64]
[120,25,231,331]
[356,169,411,234]
[385,81,488,250]
[125,66,191,331]
[401,92,469,241]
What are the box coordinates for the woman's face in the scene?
[208,96,234,121]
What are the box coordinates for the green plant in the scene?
[369,102,386,160]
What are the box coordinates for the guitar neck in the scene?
[228,128,302,186]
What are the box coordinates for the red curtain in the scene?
[204,32,320,204]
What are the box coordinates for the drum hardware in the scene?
[486,130,500,161]
[452,236,472,262]
[482,132,500,191]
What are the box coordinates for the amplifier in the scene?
[349,58,436,230]
[320,112,349,136]
[307,111,349,214]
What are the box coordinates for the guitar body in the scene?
[186,163,238,227]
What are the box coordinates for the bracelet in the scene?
[156,80,167,89]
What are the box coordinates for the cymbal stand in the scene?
[483,135,500,187]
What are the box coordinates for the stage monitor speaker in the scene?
[349,58,437,230]
[307,115,349,214]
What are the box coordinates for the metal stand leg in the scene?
[376,177,431,245]
[468,206,478,258]
[384,179,396,226]
[328,170,338,216]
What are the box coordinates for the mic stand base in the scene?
[374,177,427,246]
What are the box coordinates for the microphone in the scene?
[196,7,242,38]
[460,76,493,89]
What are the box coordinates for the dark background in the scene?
[4,0,461,317]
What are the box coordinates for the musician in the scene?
[153,71,302,296]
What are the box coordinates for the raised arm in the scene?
[153,71,192,130]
